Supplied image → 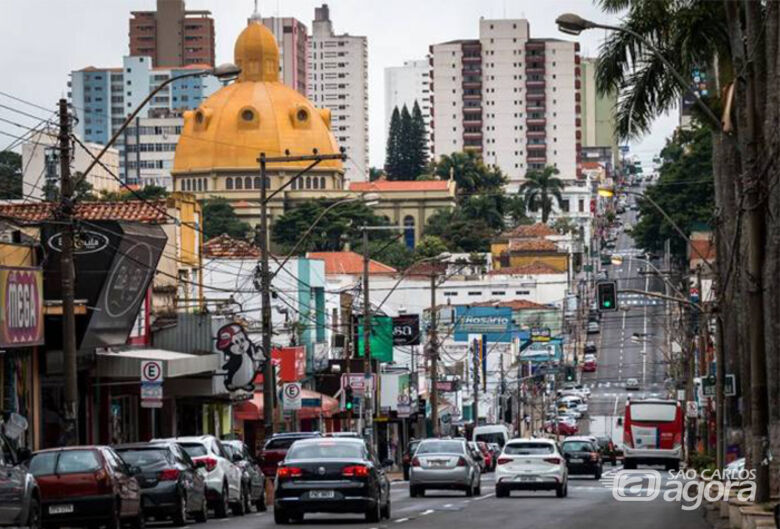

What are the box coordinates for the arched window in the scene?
[197,179,203,191]
[320,177,326,189]
[186,179,192,191]
[235,177,243,190]
[245,176,252,189]
[290,179,296,190]
[203,178,208,191]
[226,177,234,190]
[254,176,262,189]
[305,177,311,189]
[312,177,319,190]
[404,215,415,249]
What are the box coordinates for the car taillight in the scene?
[457,457,467,467]
[194,457,218,472]
[543,457,562,465]
[277,466,303,479]
[497,457,511,465]
[411,457,421,467]
[342,465,370,477]
[159,468,180,481]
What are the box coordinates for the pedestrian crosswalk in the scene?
[617,292,663,306]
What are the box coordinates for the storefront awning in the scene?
[234,389,339,421]
[96,349,221,378]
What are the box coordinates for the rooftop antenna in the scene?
[250,0,261,22]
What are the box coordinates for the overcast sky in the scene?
[0,0,675,168]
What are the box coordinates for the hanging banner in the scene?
[355,315,393,363]
[0,267,44,348]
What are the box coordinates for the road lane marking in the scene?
[420,509,434,516]
[474,493,495,500]
[443,504,452,508]
[395,517,410,523]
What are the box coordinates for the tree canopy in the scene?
[202,197,251,241]
[520,165,564,223]
[384,101,428,180]
[0,152,22,199]
[98,184,169,202]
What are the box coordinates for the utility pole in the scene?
[361,227,374,446]
[429,272,440,436]
[57,98,79,445]
[472,338,479,430]
[499,354,505,423]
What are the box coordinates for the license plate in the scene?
[309,490,335,499]
[49,504,74,515]
[570,458,583,463]
[515,476,535,482]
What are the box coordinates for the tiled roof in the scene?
[306,251,396,275]
[204,234,260,259]
[349,180,450,192]
[582,161,604,169]
[504,222,557,239]
[0,200,169,223]
[489,261,564,275]
[507,238,559,252]
[474,299,552,310]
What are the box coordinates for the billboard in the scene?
[272,346,306,382]
[0,267,44,348]
[454,306,513,342]
[392,315,420,346]
[356,315,393,363]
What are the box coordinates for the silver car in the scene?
[409,439,481,497]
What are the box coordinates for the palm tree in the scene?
[520,166,564,223]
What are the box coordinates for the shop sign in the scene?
[0,267,43,348]
[272,346,306,382]
[392,315,420,346]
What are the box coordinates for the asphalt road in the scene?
[165,472,709,529]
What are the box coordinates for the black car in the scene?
[594,436,618,466]
[561,439,602,479]
[401,439,421,481]
[273,438,391,524]
[223,441,267,512]
[114,442,208,525]
[584,341,598,355]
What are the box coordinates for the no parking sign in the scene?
[283,383,302,410]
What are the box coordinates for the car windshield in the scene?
[180,443,208,458]
[474,433,505,446]
[630,403,677,422]
[30,450,101,476]
[416,441,465,455]
[503,443,554,455]
[115,448,169,467]
[562,441,595,452]
[286,441,364,460]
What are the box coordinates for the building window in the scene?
[235,177,243,190]
[312,177,319,190]
[244,176,252,189]
[203,178,208,191]
[197,179,203,192]
[467,291,482,296]
[515,290,530,295]
[320,176,326,189]
[254,176,262,189]
[491,291,506,296]
[443,291,458,297]
[305,176,311,189]
[226,177,234,190]
[404,215,415,248]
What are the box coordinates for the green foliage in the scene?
[424,207,495,252]
[520,165,564,223]
[202,197,251,241]
[631,126,714,261]
[367,239,415,270]
[272,199,392,252]
[384,107,402,178]
[98,184,169,202]
[431,151,506,196]
[413,235,448,259]
[369,167,385,182]
[551,217,579,235]
[409,101,429,177]
[0,152,22,199]
[44,173,97,201]
[384,102,428,180]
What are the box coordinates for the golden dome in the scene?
[173,21,343,173]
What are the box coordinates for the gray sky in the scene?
[0,0,675,168]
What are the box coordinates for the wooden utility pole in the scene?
[429,273,440,436]
[361,228,375,447]
[57,98,79,445]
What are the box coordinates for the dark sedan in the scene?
[223,440,267,512]
[273,438,390,524]
[115,442,208,525]
[594,436,618,466]
[561,438,602,479]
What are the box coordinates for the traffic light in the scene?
[597,281,618,312]
[344,385,354,412]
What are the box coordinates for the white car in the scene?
[495,439,568,498]
[156,435,244,518]
[559,395,588,415]
[587,321,600,334]
[625,378,641,391]
[556,414,577,427]
[574,384,592,398]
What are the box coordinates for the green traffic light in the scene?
[346,402,353,411]
[603,300,612,308]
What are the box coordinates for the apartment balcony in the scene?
[462,68,482,77]
[463,93,482,100]
[526,104,546,113]
[527,142,547,149]
[463,106,483,113]
[462,55,482,63]
[462,119,482,127]
[463,131,483,139]
[463,144,483,152]
[525,67,545,75]
[462,80,482,89]
[525,80,546,89]
[526,41,545,51]
[527,155,547,163]
[526,92,545,101]
[526,117,547,126]
[527,130,546,138]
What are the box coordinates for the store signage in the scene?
[392,315,420,346]
[531,327,551,342]
[454,306,513,342]
[47,230,110,255]
[0,268,44,348]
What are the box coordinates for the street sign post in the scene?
[340,373,377,396]
[283,383,302,411]
[141,360,163,409]
[702,374,737,397]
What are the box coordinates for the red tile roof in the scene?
[582,161,604,169]
[0,200,169,223]
[489,262,564,275]
[474,299,552,310]
[349,180,450,192]
[306,251,396,275]
[507,238,559,252]
[504,223,557,238]
[204,234,260,259]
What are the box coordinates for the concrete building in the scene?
[21,130,121,200]
[384,59,432,149]
[129,0,215,67]
[580,58,618,166]
[430,19,582,191]
[308,4,369,182]
[258,15,309,96]
[123,111,182,190]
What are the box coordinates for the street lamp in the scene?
[554,13,721,129]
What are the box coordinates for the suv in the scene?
[0,432,39,529]
[154,436,243,518]
[259,432,321,478]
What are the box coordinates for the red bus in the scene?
[623,399,683,470]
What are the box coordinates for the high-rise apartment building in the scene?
[580,58,618,166]
[308,4,368,182]
[258,15,309,96]
[430,19,582,191]
[384,59,432,150]
[129,0,215,67]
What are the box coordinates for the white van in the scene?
[472,424,511,448]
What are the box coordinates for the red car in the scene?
[29,446,144,529]
[476,442,494,471]
[583,357,597,372]
[544,421,579,436]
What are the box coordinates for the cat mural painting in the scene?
[216,323,266,392]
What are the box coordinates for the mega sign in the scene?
[0,268,44,348]
[454,306,513,342]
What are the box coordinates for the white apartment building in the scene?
[259,15,309,95]
[308,4,368,182]
[384,59,432,150]
[21,130,121,200]
[122,111,182,190]
[430,19,582,192]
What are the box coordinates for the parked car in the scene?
[544,421,578,436]
[114,441,208,525]
[259,432,322,478]
[30,446,143,529]
[594,436,618,466]
[409,439,481,497]
[155,436,243,518]
[495,439,568,498]
[574,384,592,398]
[401,439,421,481]
[625,378,641,391]
[561,438,603,479]
[584,341,598,355]
[477,442,495,471]
[222,440,267,512]
[583,355,597,372]
[472,424,511,449]
[587,321,601,334]
[0,431,39,529]
[273,437,390,524]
